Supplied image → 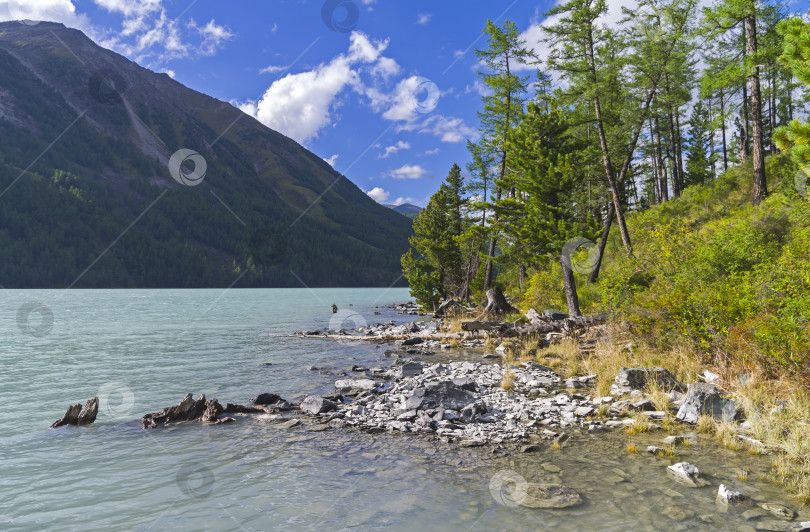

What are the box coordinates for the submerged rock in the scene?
[252,393,285,406]
[675,383,738,424]
[519,483,582,509]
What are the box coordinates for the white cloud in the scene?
[379,140,410,159]
[367,187,389,203]
[260,64,288,74]
[270,23,278,33]
[0,0,87,27]
[424,148,440,155]
[392,196,415,206]
[417,115,477,143]
[324,154,339,167]
[390,164,428,180]
[191,19,234,55]
[240,31,392,144]
[417,13,431,25]
[161,68,175,78]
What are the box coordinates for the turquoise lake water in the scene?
[1,288,805,531]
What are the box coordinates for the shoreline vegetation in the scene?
[391,6,810,510]
[297,301,810,507]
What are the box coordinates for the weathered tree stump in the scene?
[482,287,516,316]
[141,393,223,428]
[50,397,99,429]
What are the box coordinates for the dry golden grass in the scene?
[501,367,515,391]
[626,444,637,453]
[552,441,562,450]
[696,414,715,434]
[737,469,749,482]
[484,334,496,351]
[630,413,653,433]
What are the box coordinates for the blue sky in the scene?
[3,0,809,207]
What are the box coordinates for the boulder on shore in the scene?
[405,381,477,411]
[675,383,738,424]
[334,379,377,396]
[252,393,285,406]
[50,397,99,429]
[300,395,337,415]
[611,367,685,396]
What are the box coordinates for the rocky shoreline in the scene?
[48,303,810,524]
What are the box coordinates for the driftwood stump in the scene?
[482,287,516,316]
[50,397,98,429]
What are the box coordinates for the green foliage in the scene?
[401,164,467,308]
[685,100,713,186]
[774,17,810,178]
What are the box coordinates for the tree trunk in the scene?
[675,111,685,189]
[667,110,681,197]
[747,13,767,205]
[720,91,728,171]
[559,254,581,318]
[587,201,613,284]
[518,263,526,288]
[482,187,502,293]
[482,286,516,316]
[655,117,669,202]
[586,32,632,253]
[650,120,662,202]
[709,98,717,180]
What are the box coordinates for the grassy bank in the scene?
[507,157,809,502]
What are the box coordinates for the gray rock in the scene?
[675,383,738,424]
[452,377,477,392]
[519,483,582,508]
[663,436,685,446]
[542,309,568,321]
[717,484,744,504]
[565,377,582,389]
[667,462,707,487]
[405,381,476,411]
[397,410,417,422]
[460,401,488,423]
[334,379,377,396]
[276,419,300,430]
[791,522,810,532]
[647,445,663,454]
[252,393,284,405]
[398,362,423,379]
[631,399,656,412]
[402,337,423,346]
[611,367,685,395]
[760,503,795,520]
[300,395,337,415]
[574,406,594,417]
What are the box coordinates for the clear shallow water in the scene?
[1,289,806,531]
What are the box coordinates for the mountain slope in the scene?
[385,203,422,219]
[0,22,412,288]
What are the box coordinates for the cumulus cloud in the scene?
[240,31,391,144]
[391,196,415,206]
[416,115,477,144]
[390,164,428,180]
[367,187,389,203]
[324,154,339,167]
[378,140,410,159]
[0,0,87,27]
